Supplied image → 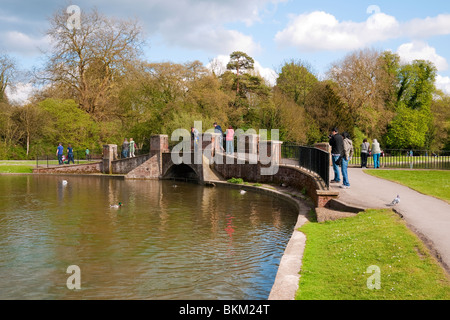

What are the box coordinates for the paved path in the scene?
[331,168,450,273]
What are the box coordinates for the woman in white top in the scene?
[371,139,381,168]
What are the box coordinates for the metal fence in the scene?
[350,148,450,170]
[281,144,330,189]
[35,149,104,168]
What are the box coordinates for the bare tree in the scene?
[40,6,145,118]
[327,48,397,137]
[0,53,17,103]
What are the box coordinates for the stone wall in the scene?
[125,154,161,179]
[211,154,338,208]
[111,154,151,175]
[33,162,102,174]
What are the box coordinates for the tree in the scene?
[276,59,318,107]
[0,54,16,103]
[384,102,431,149]
[429,90,450,150]
[327,49,397,137]
[226,51,255,95]
[40,7,145,118]
[304,80,354,143]
[38,99,100,151]
[397,60,437,110]
[14,104,45,156]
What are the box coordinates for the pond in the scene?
[0,175,299,300]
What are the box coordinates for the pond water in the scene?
[0,175,298,300]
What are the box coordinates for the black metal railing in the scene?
[350,148,450,170]
[282,144,330,189]
[35,148,104,168]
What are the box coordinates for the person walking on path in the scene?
[122,138,130,158]
[225,125,235,155]
[329,128,344,183]
[340,132,354,189]
[56,143,64,165]
[67,144,75,164]
[129,138,136,157]
[372,139,381,168]
[85,148,90,160]
[360,138,370,168]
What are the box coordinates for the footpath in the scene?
[333,168,450,273]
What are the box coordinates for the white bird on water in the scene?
[240,190,246,194]
[110,202,122,209]
[62,180,68,186]
[391,195,400,206]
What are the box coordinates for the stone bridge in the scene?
[33,134,339,207]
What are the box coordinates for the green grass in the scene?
[364,170,450,203]
[0,161,35,173]
[296,209,450,300]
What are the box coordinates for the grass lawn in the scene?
[296,209,450,300]
[0,161,35,173]
[364,170,450,203]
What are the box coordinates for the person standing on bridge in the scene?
[225,125,235,155]
[191,127,200,153]
[214,122,225,152]
[329,128,344,184]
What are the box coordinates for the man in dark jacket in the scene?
[329,127,344,183]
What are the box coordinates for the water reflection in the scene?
[0,175,298,300]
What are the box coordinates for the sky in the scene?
[1,0,450,104]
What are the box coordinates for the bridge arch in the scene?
[162,163,201,182]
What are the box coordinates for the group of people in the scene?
[329,128,383,189]
[360,138,382,169]
[121,138,137,158]
[329,128,354,189]
[56,143,75,165]
[191,122,235,155]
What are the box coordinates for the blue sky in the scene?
[1,0,450,103]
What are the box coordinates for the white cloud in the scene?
[403,14,450,39]
[275,9,450,52]
[5,82,35,105]
[436,75,450,95]
[275,11,400,51]
[0,31,50,56]
[166,26,262,57]
[397,41,448,71]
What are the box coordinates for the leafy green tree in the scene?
[276,59,318,107]
[304,80,354,143]
[397,60,437,110]
[384,102,432,149]
[38,99,100,152]
[226,51,255,95]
